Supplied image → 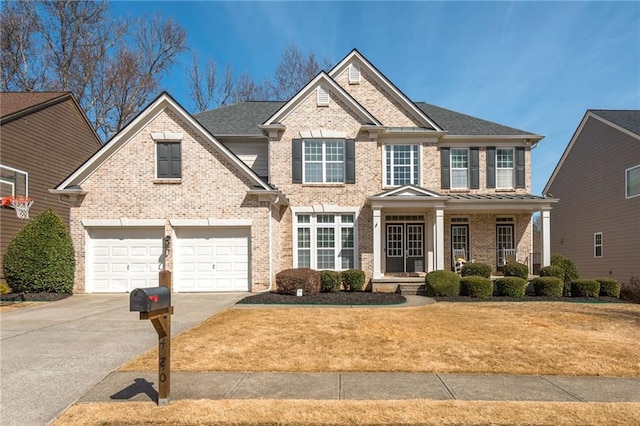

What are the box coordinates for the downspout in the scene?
[261,197,276,292]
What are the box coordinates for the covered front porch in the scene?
[367,185,557,283]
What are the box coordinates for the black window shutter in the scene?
[292,139,302,183]
[515,146,525,188]
[486,146,496,188]
[170,143,181,178]
[440,147,450,189]
[157,143,169,178]
[345,139,355,184]
[470,147,479,189]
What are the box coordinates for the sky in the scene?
[111,1,640,196]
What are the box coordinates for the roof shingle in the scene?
[0,92,69,118]
[590,110,640,136]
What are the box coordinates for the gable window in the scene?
[384,144,420,187]
[348,64,361,84]
[450,149,469,189]
[626,165,640,198]
[594,232,603,258]
[303,139,344,183]
[496,148,514,189]
[295,212,356,270]
[156,142,181,179]
[317,86,330,106]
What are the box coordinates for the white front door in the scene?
[174,227,249,292]
[87,228,165,293]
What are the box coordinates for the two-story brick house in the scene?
[53,50,556,293]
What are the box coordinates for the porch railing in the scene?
[497,248,517,267]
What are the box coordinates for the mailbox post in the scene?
[130,271,173,406]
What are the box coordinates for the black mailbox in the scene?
[130,286,171,312]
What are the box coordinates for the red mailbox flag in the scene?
[149,295,159,303]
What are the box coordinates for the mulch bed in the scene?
[1,292,71,303]
[238,291,407,305]
[434,295,627,303]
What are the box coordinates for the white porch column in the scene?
[372,207,382,279]
[541,208,551,267]
[435,207,445,270]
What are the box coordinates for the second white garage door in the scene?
[174,227,250,292]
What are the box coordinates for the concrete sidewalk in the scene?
[81,371,640,403]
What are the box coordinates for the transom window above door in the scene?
[384,144,420,187]
[304,139,344,183]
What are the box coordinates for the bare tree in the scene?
[273,43,331,100]
[0,1,186,140]
[188,42,332,111]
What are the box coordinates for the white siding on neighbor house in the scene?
[86,227,165,293]
[173,227,250,292]
[221,140,268,178]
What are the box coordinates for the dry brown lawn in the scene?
[53,400,640,425]
[121,302,640,376]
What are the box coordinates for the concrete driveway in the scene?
[0,292,246,426]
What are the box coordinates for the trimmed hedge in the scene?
[342,269,365,292]
[495,277,527,298]
[571,279,600,298]
[460,276,493,299]
[596,278,620,298]
[425,270,460,297]
[532,277,563,297]
[3,209,75,294]
[503,262,529,280]
[461,262,492,278]
[320,270,342,293]
[551,253,580,296]
[276,268,321,296]
[539,265,564,280]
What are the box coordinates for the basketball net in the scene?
[10,196,34,220]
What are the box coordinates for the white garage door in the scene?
[174,227,249,292]
[87,228,165,293]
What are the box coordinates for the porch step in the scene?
[398,284,427,296]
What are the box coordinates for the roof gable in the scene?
[262,71,381,126]
[56,92,271,191]
[373,185,445,198]
[543,110,640,194]
[329,49,442,132]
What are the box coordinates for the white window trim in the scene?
[625,164,640,199]
[292,207,359,271]
[496,148,515,190]
[594,232,603,258]
[302,139,345,184]
[382,144,422,188]
[450,148,469,189]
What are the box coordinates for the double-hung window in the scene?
[450,148,469,189]
[496,148,514,189]
[384,144,420,187]
[594,232,603,258]
[304,139,344,183]
[626,165,640,198]
[295,213,356,270]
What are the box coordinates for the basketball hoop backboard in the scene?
[1,165,33,219]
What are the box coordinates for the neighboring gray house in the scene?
[544,110,640,285]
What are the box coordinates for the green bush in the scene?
[596,278,620,298]
[3,209,75,294]
[531,277,563,297]
[539,265,564,280]
[495,277,527,298]
[503,262,529,280]
[342,269,365,292]
[276,268,321,296]
[425,270,460,297]
[461,262,492,278]
[320,270,342,293]
[551,253,580,296]
[571,279,600,298]
[460,276,493,299]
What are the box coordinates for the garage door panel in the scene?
[87,227,164,293]
[175,227,249,292]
